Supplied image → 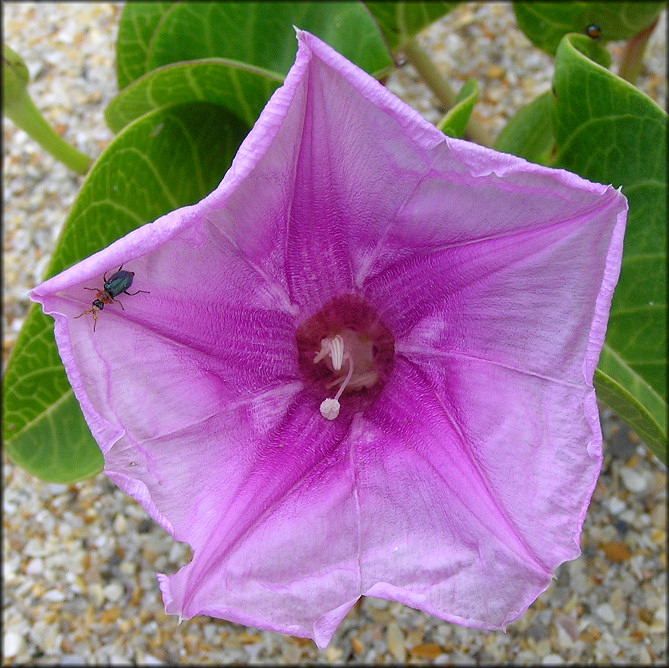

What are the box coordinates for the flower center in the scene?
[295,295,394,420]
[313,329,380,419]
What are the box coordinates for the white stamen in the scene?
[313,341,329,365]
[331,335,345,370]
[313,335,344,370]
[325,369,378,391]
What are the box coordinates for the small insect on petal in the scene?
[74,265,150,331]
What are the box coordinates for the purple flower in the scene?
[31,31,626,648]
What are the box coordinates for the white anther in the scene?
[313,341,329,365]
[313,335,344,370]
[328,335,344,370]
[320,398,341,420]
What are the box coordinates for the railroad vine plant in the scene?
[3,1,666,648]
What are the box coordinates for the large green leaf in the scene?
[494,91,555,165]
[3,103,250,482]
[364,2,460,52]
[2,308,102,483]
[494,43,610,165]
[513,2,665,55]
[594,354,666,456]
[116,2,174,89]
[551,34,666,462]
[145,2,394,77]
[437,78,479,139]
[106,59,283,134]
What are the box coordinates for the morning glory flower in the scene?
[31,31,627,648]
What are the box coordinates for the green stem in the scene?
[618,17,658,85]
[402,38,492,147]
[5,89,91,175]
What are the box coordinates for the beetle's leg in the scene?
[124,289,150,296]
[75,307,98,332]
[113,297,125,311]
[83,286,97,292]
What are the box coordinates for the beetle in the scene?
[75,265,149,331]
[585,24,602,39]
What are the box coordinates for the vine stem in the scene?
[618,17,659,85]
[5,88,91,175]
[401,37,493,147]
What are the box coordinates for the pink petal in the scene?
[356,356,556,628]
[365,187,625,381]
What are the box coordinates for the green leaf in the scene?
[145,2,394,77]
[595,356,666,464]
[551,33,667,461]
[364,1,460,52]
[2,307,104,483]
[513,2,665,55]
[3,103,250,482]
[116,2,174,89]
[493,91,555,164]
[437,78,479,139]
[106,59,283,134]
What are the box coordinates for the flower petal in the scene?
[149,390,361,648]
[365,186,626,381]
[354,355,586,628]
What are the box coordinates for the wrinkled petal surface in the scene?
[31,30,626,647]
